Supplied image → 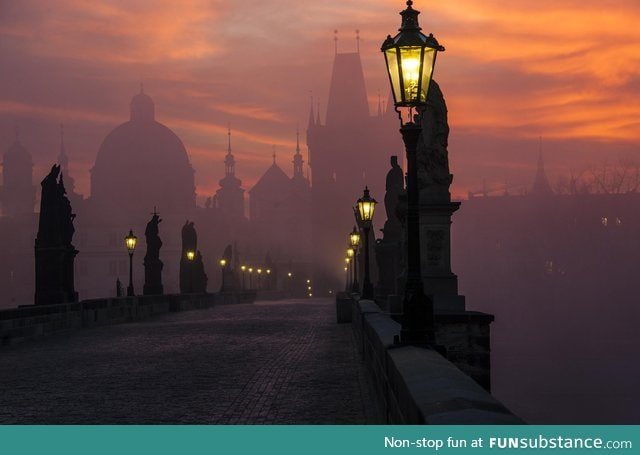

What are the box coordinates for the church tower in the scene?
[216,126,245,220]
[306,38,401,293]
[1,128,36,217]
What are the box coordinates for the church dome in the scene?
[90,90,195,218]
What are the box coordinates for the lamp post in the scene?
[248,267,253,289]
[266,269,271,290]
[241,265,246,290]
[257,268,262,291]
[349,226,360,293]
[219,258,227,292]
[381,0,444,344]
[124,229,137,297]
[357,186,376,300]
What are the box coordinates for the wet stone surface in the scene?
[0,298,378,424]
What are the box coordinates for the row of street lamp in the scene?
[122,230,235,295]
[344,0,443,345]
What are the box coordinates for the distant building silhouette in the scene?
[215,127,245,221]
[248,141,312,264]
[1,129,35,217]
[306,49,401,293]
[73,88,198,299]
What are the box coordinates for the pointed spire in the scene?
[13,124,20,143]
[307,93,316,129]
[316,100,321,126]
[293,128,304,180]
[224,124,236,177]
[334,29,338,54]
[272,145,277,164]
[531,137,554,196]
[140,82,144,94]
[355,29,360,53]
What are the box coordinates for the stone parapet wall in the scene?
[0,293,217,347]
[351,297,522,424]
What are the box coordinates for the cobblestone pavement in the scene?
[0,298,379,424]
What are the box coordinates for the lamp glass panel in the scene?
[384,47,402,104]
[399,46,423,104]
[419,47,437,103]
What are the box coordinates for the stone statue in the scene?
[34,164,78,305]
[181,220,197,253]
[180,220,207,294]
[143,211,163,295]
[223,244,232,263]
[416,80,452,199]
[383,155,404,239]
[375,156,406,302]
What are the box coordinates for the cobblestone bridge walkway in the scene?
[0,298,378,424]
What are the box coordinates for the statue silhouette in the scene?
[34,164,78,305]
[143,211,163,295]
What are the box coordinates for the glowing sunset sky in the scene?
[1,0,639,201]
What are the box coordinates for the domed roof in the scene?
[90,90,195,217]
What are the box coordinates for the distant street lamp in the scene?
[344,256,351,291]
[248,267,254,289]
[349,226,360,293]
[219,258,227,291]
[257,268,262,290]
[357,186,376,299]
[347,247,355,292]
[241,265,246,290]
[266,269,271,290]
[124,229,137,297]
[381,0,444,344]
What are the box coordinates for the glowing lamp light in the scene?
[267,269,271,274]
[287,272,293,278]
[357,186,377,225]
[350,226,360,249]
[347,248,354,258]
[241,265,246,272]
[219,258,227,268]
[124,230,137,254]
[257,268,262,274]
[381,0,444,107]
[186,250,196,261]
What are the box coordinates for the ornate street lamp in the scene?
[219,258,227,291]
[382,0,444,344]
[241,265,246,290]
[349,226,360,293]
[357,186,376,299]
[124,229,137,297]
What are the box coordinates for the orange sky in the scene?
[1,0,639,201]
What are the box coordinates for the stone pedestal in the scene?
[419,200,465,311]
